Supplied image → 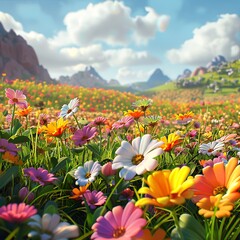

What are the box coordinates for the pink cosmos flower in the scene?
[83,190,107,209]
[5,88,28,108]
[0,139,20,156]
[0,203,37,223]
[91,201,146,239]
[112,116,134,130]
[72,125,97,146]
[90,116,108,126]
[101,162,117,176]
[24,167,57,186]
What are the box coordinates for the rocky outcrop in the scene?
[191,67,207,77]
[0,22,53,83]
[177,69,192,80]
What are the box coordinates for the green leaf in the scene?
[0,166,20,189]
[87,143,101,159]
[3,110,8,116]
[52,157,71,174]
[8,135,30,144]
[44,201,58,214]
[12,119,22,135]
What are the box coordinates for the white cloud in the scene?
[0,11,23,31]
[63,1,169,46]
[116,67,151,84]
[167,14,240,65]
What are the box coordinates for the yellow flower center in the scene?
[85,172,91,178]
[132,154,144,165]
[213,186,227,195]
[113,227,125,238]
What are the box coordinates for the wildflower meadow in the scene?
[0,79,239,240]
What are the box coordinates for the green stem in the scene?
[5,227,19,240]
[10,103,16,135]
[73,114,81,129]
[171,210,184,240]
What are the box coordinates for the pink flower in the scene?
[101,162,116,176]
[5,88,28,108]
[0,139,20,156]
[24,167,57,186]
[91,201,147,239]
[18,187,34,203]
[83,190,107,209]
[72,126,97,146]
[0,203,37,223]
[112,116,134,130]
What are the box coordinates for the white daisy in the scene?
[74,160,101,186]
[28,213,79,240]
[112,134,163,180]
[199,140,225,156]
[59,98,79,118]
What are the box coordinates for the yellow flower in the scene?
[175,111,194,120]
[41,118,68,137]
[124,109,144,120]
[160,132,182,152]
[135,166,194,208]
[197,194,234,218]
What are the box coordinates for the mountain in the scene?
[147,68,170,87]
[0,22,53,83]
[58,66,108,88]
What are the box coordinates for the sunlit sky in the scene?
[0,0,239,84]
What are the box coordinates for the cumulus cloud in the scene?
[116,67,151,84]
[0,11,23,31]
[167,14,240,65]
[63,1,170,46]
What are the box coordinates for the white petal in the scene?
[143,158,158,171]
[132,136,141,152]
[135,163,146,175]
[144,140,163,154]
[119,167,136,180]
[145,148,163,159]
[139,134,152,154]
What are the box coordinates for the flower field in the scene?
[0,79,239,240]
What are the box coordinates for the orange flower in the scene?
[41,118,68,137]
[192,157,240,203]
[133,228,171,240]
[2,151,23,165]
[135,166,194,208]
[69,183,90,200]
[2,72,6,77]
[160,133,182,152]
[16,105,32,117]
[124,109,144,120]
[197,194,234,218]
[175,111,194,121]
[199,160,208,167]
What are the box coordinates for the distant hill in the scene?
[0,22,53,83]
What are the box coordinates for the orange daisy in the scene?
[175,111,194,124]
[69,183,90,200]
[192,157,240,203]
[41,118,68,137]
[133,228,171,240]
[16,105,32,117]
[2,151,23,165]
[160,132,182,152]
[124,109,145,120]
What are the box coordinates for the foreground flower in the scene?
[59,97,80,118]
[5,88,28,108]
[41,118,68,137]
[133,228,171,240]
[124,109,145,120]
[0,203,37,223]
[0,139,20,156]
[135,166,194,208]
[72,125,97,146]
[2,151,23,165]
[175,111,194,125]
[28,213,79,239]
[192,157,240,203]
[91,201,147,239]
[159,132,182,152]
[83,190,107,209]
[132,98,153,111]
[74,160,101,186]
[24,167,57,186]
[197,194,234,218]
[199,140,224,156]
[15,105,32,117]
[112,134,163,180]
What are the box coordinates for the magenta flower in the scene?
[91,201,147,239]
[72,125,97,146]
[24,167,57,186]
[0,139,20,156]
[5,88,28,108]
[112,116,134,130]
[0,203,37,223]
[18,187,34,203]
[83,190,107,210]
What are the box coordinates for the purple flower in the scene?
[0,139,20,156]
[24,167,57,186]
[112,116,134,130]
[18,187,34,203]
[83,190,107,209]
[0,203,37,223]
[72,125,97,146]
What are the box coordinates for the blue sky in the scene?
[0,0,239,84]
